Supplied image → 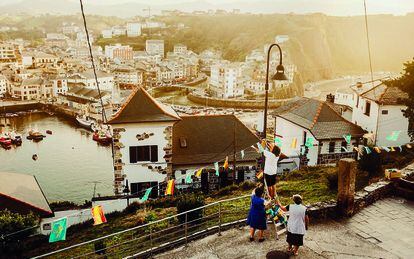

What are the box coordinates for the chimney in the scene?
[356,82,363,88]
[326,93,335,103]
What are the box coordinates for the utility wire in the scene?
[363,0,375,88]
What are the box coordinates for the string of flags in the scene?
[92,205,107,226]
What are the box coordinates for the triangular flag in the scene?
[185,174,193,184]
[165,180,175,195]
[241,150,245,159]
[382,147,390,152]
[257,142,265,153]
[291,138,297,149]
[406,144,412,149]
[386,131,401,141]
[91,205,107,225]
[374,147,381,153]
[195,168,203,177]
[341,146,348,152]
[305,137,314,148]
[141,187,152,202]
[398,146,403,152]
[49,217,67,243]
[214,162,219,176]
[223,156,229,169]
[364,147,371,154]
[390,146,396,152]
[343,134,351,144]
[274,137,282,147]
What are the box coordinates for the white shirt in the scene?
[263,150,279,176]
[287,204,307,235]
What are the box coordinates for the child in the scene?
[279,194,309,256]
[246,187,267,242]
[261,140,287,199]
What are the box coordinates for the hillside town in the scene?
[1,1,414,258]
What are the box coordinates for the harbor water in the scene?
[0,112,113,203]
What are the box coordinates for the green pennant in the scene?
[185,174,193,184]
[274,137,283,147]
[141,187,152,202]
[49,217,67,243]
[386,131,401,141]
[305,137,314,148]
[343,134,351,144]
[214,162,219,176]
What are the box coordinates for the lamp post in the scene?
[262,44,288,140]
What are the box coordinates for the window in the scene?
[382,110,388,115]
[129,145,158,163]
[329,141,335,153]
[364,101,371,116]
[179,137,187,148]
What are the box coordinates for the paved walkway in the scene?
[157,197,413,258]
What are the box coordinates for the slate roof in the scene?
[0,172,53,217]
[272,98,365,140]
[172,115,259,166]
[361,83,408,105]
[108,87,180,124]
[66,85,110,100]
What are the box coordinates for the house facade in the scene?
[273,98,365,166]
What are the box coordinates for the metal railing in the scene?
[33,195,261,259]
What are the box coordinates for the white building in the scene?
[0,43,18,63]
[173,44,187,55]
[112,26,126,36]
[127,23,142,37]
[0,75,7,96]
[51,77,68,96]
[101,29,113,39]
[146,40,164,58]
[107,87,259,195]
[350,82,410,146]
[273,97,365,166]
[209,62,245,98]
[67,70,114,92]
[46,33,67,40]
[113,66,143,86]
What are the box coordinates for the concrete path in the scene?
[157,197,413,259]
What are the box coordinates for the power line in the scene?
[363,0,375,87]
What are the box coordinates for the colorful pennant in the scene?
[382,147,390,152]
[141,187,152,202]
[214,162,219,176]
[374,147,381,153]
[386,131,401,141]
[407,144,412,149]
[49,217,67,243]
[341,146,348,152]
[257,142,265,153]
[274,137,282,147]
[291,138,297,149]
[91,205,107,225]
[185,174,193,184]
[343,134,351,144]
[390,146,396,152]
[223,156,229,169]
[241,150,245,159]
[195,168,203,177]
[165,180,175,195]
[305,137,314,148]
[364,147,371,154]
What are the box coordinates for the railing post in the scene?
[218,202,222,236]
[149,226,153,258]
[185,212,188,246]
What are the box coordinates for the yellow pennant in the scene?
[223,156,229,169]
[374,147,381,153]
[390,146,396,152]
[291,138,297,149]
[195,168,203,177]
[406,144,412,149]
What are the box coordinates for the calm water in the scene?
[0,113,113,203]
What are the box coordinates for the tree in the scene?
[385,58,414,140]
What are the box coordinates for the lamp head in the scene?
[272,64,288,81]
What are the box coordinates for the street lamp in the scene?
[262,44,288,140]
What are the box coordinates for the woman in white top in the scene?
[279,194,309,256]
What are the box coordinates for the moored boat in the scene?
[27,129,45,141]
[92,131,112,145]
[0,134,12,149]
[76,115,95,130]
[9,132,22,146]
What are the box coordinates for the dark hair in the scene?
[293,195,302,205]
[272,145,281,156]
[254,187,264,198]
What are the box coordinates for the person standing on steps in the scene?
[278,194,309,256]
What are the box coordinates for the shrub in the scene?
[239,181,256,191]
[176,194,205,224]
[214,184,238,197]
[144,212,157,223]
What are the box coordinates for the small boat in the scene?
[76,115,95,130]
[0,134,12,149]
[27,129,45,141]
[46,130,52,135]
[9,132,22,146]
[93,131,112,145]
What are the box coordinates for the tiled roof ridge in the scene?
[310,100,323,130]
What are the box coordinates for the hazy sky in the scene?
[1,0,413,16]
